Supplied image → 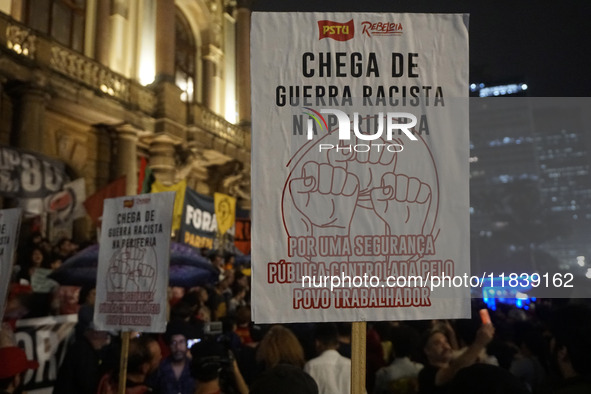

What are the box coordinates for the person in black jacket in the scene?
[53,322,110,394]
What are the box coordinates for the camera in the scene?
[189,320,241,392]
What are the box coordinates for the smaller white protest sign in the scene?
[94,192,176,333]
[0,208,22,319]
[31,268,59,293]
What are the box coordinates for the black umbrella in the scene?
[49,242,219,287]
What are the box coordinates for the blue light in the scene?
[477,83,527,97]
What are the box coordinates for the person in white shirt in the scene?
[304,323,351,394]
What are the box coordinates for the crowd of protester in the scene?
[3,232,82,322]
[1,234,591,393]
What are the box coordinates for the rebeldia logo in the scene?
[318,20,355,41]
[361,21,403,38]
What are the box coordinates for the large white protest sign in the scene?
[0,208,21,319]
[94,192,175,332]
[251,13,470,323]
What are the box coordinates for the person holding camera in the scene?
[190,339,248,394]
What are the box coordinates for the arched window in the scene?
[24,0,86,52]
[175,11,196,103]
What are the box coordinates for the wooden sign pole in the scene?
[118,331,130,394]
[351,321,366,394]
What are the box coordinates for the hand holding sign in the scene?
[290,161,359,233]
[370,173,432,236]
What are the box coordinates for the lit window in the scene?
[175,11,196,103]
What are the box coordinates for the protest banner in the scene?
[251,13,470,323]
[234,216,251,255]
[84,176,127,225]
[14,314,77,394]
[151,179,186,232]
[214,192,236,236]
[45,178,87,241]
[0,146,68,198]
[94,192,176,333]
[180,188,217,250]
[0,208,21,319]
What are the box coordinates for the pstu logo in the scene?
[303,108,418,153]
[361,21,403,38]
[318,20,355,41]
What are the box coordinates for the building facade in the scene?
[470,95,591,272]
[0,0,252,240]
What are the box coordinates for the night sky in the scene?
[251,1,591,97]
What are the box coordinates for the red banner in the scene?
[83,176,126,225]
[234,218,251,255]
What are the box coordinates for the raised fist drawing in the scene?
[327,133,403,206]
[370,173,432,236]
[289,161,359,233]
[129,262,156,291]
[107,247,156,292]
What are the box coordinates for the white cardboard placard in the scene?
[251,13,470,323]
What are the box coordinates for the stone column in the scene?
[92,125,112,190]
[236,0,251,126]
[153,0,185,136]
[113,125,138,195]
[108,0,130,75]
[202,45,224,115]
[145,134,180,186]
[0,80,9,145]
[10,84,50,153]
[94,0,111,65]
[155,0,176,83]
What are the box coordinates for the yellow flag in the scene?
[151,179,186,231]
[214,192,236,235]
